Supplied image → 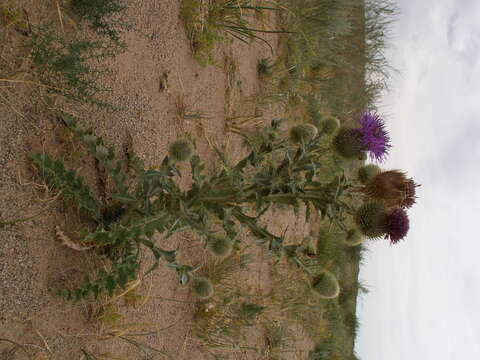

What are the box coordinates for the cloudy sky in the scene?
[356,0,480,359]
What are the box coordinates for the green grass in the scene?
[267,262,327,342]
[263,320,296,359]
[255,0,397,121]
[193,251,258,355]
[180,0,286,66]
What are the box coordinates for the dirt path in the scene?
[0,1,315,359]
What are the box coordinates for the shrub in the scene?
[71,0,128,45]
[30,26,115,107]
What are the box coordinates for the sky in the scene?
[356,0,480,359]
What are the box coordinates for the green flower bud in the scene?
[192,277,214,299]
[168,139,194,162]
[321,116,341,135]
[290,124,318,144]
[354,202,388,239]
[311,271,340,299]
[207,237,233,257]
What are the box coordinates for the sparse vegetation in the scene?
[180,0,286,66]
[0,0,404,359]
[70,0,128,45]
[30,25,116,107]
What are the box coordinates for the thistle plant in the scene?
[29,153,101,221]
[28,105,417,300]
[354,202,410,244]
[333,111,390,161]
[30,113,218,299]
[32,113,344,298]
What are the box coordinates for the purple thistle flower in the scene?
[385,208,409,244]
[358,111,391,162]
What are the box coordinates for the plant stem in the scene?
[0,208,49,228]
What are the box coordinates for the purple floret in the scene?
[358,111,391,162]
[385,208,410,244]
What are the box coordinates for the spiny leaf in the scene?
[29,153,101,221]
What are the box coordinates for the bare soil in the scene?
[1,1,316,359]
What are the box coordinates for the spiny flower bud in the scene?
[192,277,214,299]
[311,271,340,299]
[358,164,381,184]
[207,236,233,257]
[364,170,419,209]
[355,202,410,244]
[168,139,194,162]
[320,116,341,135]
[332,128,364,159]
[290,124,318,144]
[355,202,389,239]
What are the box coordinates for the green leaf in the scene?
[29,153,101,221]
[112,193,137,204]
[144,219,166,238]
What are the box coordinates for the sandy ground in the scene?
[0,1,316,359]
